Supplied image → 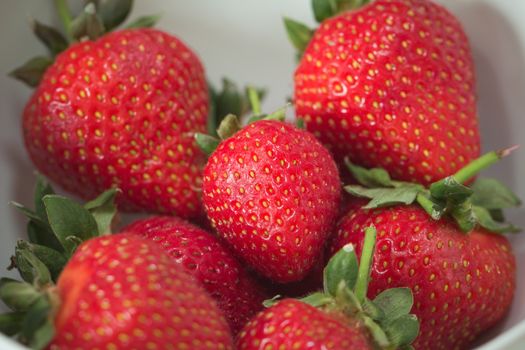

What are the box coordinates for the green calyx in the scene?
[0,277,58,349]
[284,0,371,58]
[266,227,419,349]
[207,79,267,136]
[196,87,287,156]
[0,176,119,348]
[344,146,521,234]
[10,175,118,283]
[10,0,160,87]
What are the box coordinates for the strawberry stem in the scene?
[54,0,73,41]
[451,146,518,185]
[354,226,377,303]
[247,87,262,116]
[416,193,439,219]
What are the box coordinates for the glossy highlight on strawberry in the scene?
[124,216,269,334]
[294,0,481,185]
[202,120,341,283]
[23,28,208,218]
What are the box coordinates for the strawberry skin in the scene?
[329,204,516,350]
[237,299,372,350]
[49,233,233,350]
[124,216,269,334]
[23,28,208,219]
[294,0,480,185]
[202,120,341,283]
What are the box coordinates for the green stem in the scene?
[54,0,73,41]
[416,192,439,219]
[452,146,518,184]
[247,87,262,116]
[354,226,377,303]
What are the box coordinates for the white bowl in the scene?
[0,0,523,349]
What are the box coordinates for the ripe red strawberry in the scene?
[22,27,208,218]
[201,118,341,283]
[289,0,480,185]
[124,216,269,334]
[239,299,372,349]
[330,204,516,350]
[238,228,419,350]
[1,234,234,349]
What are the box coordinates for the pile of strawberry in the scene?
[0,0,522,349]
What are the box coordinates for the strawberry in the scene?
[238,227,420,350]
[198,106,341,283]
[2,234,234,349]
[12,3,209,219]
[285,0,481,185]
[331,206,515,350]
[1,180,234,349]
[123,215,269,334]
[328,150,520,349]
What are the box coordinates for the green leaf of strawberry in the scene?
[471,178,522,209]
[344,147,521,233]
[124,14,161,29]
[83,188,118,235]
[323,244,358,296]
[31,20,68,56]
[9,57,53,88]
[70,3,105,41]
[14,248,52,287]
[0,279,41,312]
[311,0,372,23]
[43,195,99,255]
[283,17,313,57]
[15,241,67,283]
[97,0,133,31]
[0,312,25,337]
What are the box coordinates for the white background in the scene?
[0,1,524,349]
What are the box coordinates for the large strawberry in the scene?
[124,216,269,334]
[197,103,341,283]
[11,1,213,219]
[328,149,520,349]
[285,0,480,185]
[238,227,420,350]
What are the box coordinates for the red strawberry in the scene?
[124,216,269,334]
[239,299,372,349]
[289,0,480,185]
[201,117,341,283]
[23,27,208,218]
[330,149,520,349]
[330,204,515,349]
[1,234,234,349]
[238,228,420,350]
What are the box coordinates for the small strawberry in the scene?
[328,149,520,349]
[124,215,269,334]
[238,227,420,350]
[285,0,480,185]
[197,96,341,283]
